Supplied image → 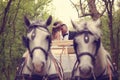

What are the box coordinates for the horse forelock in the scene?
[31,20,45,26]
[77,20,102,39]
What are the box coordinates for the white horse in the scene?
[70,19,118,80]
[15,16,64,80]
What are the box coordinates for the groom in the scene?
[53,21,76,40]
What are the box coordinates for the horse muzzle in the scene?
[33,62,45,73]
[79,65,93,78]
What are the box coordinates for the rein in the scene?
[49,53,64,80]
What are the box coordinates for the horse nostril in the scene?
[79,67,92,75]
[87,67,92,74]
[32,62,45,72]
[41,62,44,68]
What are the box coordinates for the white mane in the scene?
[31,20,45,26]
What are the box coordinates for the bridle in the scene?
[23,25,51,60]
[21,25,64,80]
[73,29,101,63]
[71,29,101,79]
[20,25,52,79]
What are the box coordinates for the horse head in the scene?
[71,19,102,78]
[23,15,52,74]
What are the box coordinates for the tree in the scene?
[70,0,106,20]
[113,9,120,69]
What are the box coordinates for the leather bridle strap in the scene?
[107,61,112,80]
[76,52,96,63]
[71,60,79,79]
[49,53,64,80]
[94,38,101,57]
[29,47,48,60]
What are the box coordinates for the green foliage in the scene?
[101,16,111,51]
[113,9,120,70]
[0,0,52,80]
[101,9,120,70]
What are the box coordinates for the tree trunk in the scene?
[87,0,101,20]
[0,0,12,35]
[104,0,117,66]
[116,28,120,69]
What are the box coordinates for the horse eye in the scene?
[46,35,50,40]
[93,40,98,44]
[27,28,32,33]
[31,32,35,40]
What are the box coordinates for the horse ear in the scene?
[24,16,30,27]
[22,36,29,49]
[71,20,79,30]
[95,19,101,28]
[46,15,52,26]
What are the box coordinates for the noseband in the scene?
[30,47,49,60]
[73,29,101,63]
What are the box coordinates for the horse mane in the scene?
[98,43,113,66]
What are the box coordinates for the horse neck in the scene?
[94,43,108,76]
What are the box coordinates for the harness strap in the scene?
[48,74,61,80]
[107,61,112,80]
[49,53,64,80]
[71,60,79,79]
[15,58,26,80]
[60,46,65,64]
[77,52,95,63]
